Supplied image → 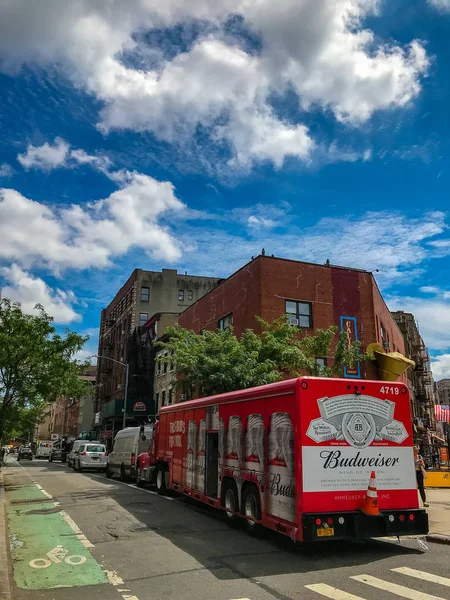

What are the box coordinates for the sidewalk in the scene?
[0,469,12,600]
[425,487,450,542]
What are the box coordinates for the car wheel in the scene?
[105,466,113,479]
[156,465,168,494]
[242,485,262,536]
[136,463,145,488]
[120,464,126,482]
[78,461,83,473]
[222,482,239,523]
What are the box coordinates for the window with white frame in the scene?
[285,300,312,328]
[139,312,148,327]
[188,290,193,300]
[140,287,149,302]
[178,289,184,301]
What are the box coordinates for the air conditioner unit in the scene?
[179,394,186,401]
[288,316,299,326]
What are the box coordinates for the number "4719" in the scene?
[380,386,399,395]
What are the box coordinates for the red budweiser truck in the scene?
[136,377,428,541]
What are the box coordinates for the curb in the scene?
[426,533,450,545]
[0,469,13,600]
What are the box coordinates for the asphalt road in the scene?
[3,457,450,600]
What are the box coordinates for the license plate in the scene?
[317,527,334,537]
[91,456,100,460]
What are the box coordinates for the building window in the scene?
[168,389,173,405]
[218,313,233,330]
[140,287,149,302]
[316,357,327,368]
[188,290,193,300]
[178,289,185,301]
[161,390,166,406]
[155,392,159,409]
[286,300,312,328]
[163,359,168,374]
[139,312,148,327]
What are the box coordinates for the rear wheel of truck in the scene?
[222,481,239,523]
[105,465,113,479]
[120,464,126,482]
[156,465,167,494]
[242,485,262,536]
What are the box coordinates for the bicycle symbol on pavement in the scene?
[29,545,87,569]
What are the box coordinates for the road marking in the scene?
[351,575,445,600]
[34,484,53,499]
[392,568,450,588]
[122,596,139,600]
[105,570,125,586]
[60,510,94,549]
[305,584,365,600]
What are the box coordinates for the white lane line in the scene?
[305,584,365,600]
[89,473,174,500]
[105,570,125,586]
[392,568,450,588]
[122,596,139,600]
[34,484,53,499]
[351,575,445,600]
[60,510,94,549]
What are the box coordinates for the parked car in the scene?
[35,441,52,459]
[17,447,33,461]
[68,439,98,468]
[73,443,107,472]
[106,425,153,481]
[48,444,67,462]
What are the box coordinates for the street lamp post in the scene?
[95,355,129,430]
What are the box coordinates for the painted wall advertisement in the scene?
[340,316,360,378]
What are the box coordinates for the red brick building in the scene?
[178,255,405,383]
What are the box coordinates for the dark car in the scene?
[48,446,67,462]
[17,447,33,461]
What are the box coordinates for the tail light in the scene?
[409,514,415,521]
[315,518,322,525]
[131,452,136,465]
[327,518,334,526]
[399,514,405,522]
[81,452,87,456]
[105,452,108,457]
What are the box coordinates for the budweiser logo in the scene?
[320,449,400,469]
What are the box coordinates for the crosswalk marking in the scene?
[392,568,450,588]
[351,575,446,600]
[305,584,366,600]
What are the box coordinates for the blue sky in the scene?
[0,0,450,377]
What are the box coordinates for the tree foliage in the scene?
[0,299,90,441]
[160,316,363,397]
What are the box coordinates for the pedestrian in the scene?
[414,445,429,507]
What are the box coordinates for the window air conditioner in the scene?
[288,316,299,326]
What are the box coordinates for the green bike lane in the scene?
[4,459,108,593]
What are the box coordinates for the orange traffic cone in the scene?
[361,471,380,516]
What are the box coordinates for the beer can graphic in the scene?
[245,414,265,477]
[185,420,197,488]
[195,418,206,492]
[225,416,242,475]
[218,417,225,461]
[268,412,295,522]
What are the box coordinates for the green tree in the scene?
[0,299,90,442]
[160,316,363,397]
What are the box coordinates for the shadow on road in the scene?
[5,460,424,582]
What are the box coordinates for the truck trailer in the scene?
[136,377,428,542]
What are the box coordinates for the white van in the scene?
[106,426,153,481]
[35,441,53,459]
[68,439,98,468]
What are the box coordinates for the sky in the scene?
[0,0,449,378]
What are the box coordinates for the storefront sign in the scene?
[340,316,360,378]
[133,401,146,411]
[94,412,101,425]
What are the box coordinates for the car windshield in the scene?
[86,445,105,453]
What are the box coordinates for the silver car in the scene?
[73,443,107,472]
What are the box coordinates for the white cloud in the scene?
[0,170,184,272]
[420,286,440,293]
[17,138,111,173]
[428,0,450,11]
[0,0,428,168]
[17,137,70,171]
[247,215,276,228]
[1,264,81,323]
[0,163,14,178]
[387,296,450,351]
[431,354,450,381]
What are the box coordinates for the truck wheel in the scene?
[105,466,113,479]
[223,482,239,522]
[120,464,126,482]
[242,485,262,536]
[136,463,145,488]
[156,466,167,494]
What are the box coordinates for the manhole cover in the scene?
[11,498,52,505]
